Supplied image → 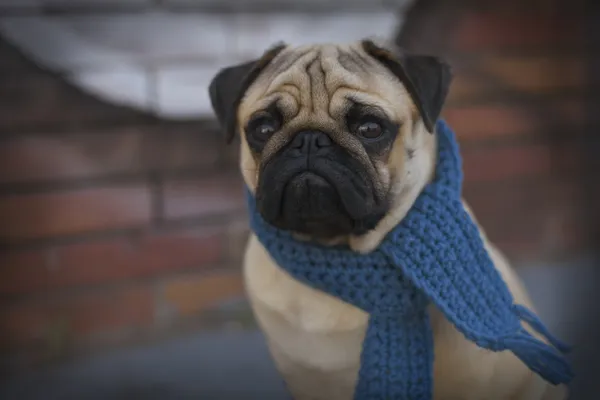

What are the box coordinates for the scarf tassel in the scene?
[497,328,574,385]
[488,304,575,386]
[512,304,572,353]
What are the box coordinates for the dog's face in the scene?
[209,39,452,241]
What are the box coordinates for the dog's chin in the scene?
[257,171,385,240]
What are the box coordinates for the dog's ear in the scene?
[361,39,452,133]
[209,43,287,143]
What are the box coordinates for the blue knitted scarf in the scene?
[246,120,574,399]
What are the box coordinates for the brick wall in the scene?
[398,0,597,263]
[0,39,249,373]
[0,0,597,374]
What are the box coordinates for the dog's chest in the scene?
[244,235,442,372]
[243,235,369,370]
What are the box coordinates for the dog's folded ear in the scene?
[361,39,452,133]
[209,43,287,143]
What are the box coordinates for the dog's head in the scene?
[209,39,452,243]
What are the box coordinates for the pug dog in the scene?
[208,39,568,400]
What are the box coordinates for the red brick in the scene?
[162,174,245,220]
[549,98,600,129]
[161,271,244,317]
[461,142,580,183]
[492,226,589,264]
[464,180,584,220]
[0,184,152,242]
[0,130,144,183]
[446,74,497,104]
[444,105,545,140]
[0,73,150,132]
[0,227,224,296]
[479,55,585,93]
[465,180,591,262]
[0,285,154,350]
[479,205,589,263]
[0,126,219,184]
[551,99,584,127]
[154,124,221,171]
[452,12,582,51]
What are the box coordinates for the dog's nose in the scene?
[290,130,332,155]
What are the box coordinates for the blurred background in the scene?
[0,0,598,399]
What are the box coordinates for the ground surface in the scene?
[0,260,596,400]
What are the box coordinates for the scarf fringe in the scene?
[496,327,574,385]
[512,304,573,353]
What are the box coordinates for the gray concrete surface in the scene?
[0,330,291,400]
[0,258,597,400]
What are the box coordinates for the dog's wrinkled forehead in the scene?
[208,39,452,144]
[239,42,414,130]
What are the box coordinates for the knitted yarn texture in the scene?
[246,120,573,400]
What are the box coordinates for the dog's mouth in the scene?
[274,171,353,237]
[256,162,386,238]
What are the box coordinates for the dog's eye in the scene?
[356,121,383,139]
[247,113,281,140]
